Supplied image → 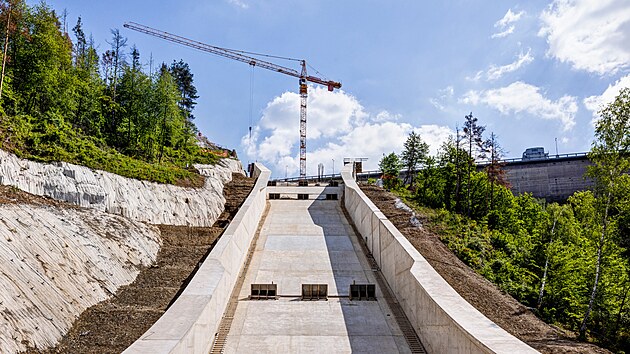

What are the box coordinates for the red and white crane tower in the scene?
[123,22,342,179]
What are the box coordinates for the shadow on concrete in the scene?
[307,199,405,353]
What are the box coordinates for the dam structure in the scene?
[124,163,538,354]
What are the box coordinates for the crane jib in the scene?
[123,21,341,179]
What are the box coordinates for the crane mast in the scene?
[123,22,341,179]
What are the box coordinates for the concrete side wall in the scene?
[342,166,537,354]
[123,163,271,354]
[0,149,243,226]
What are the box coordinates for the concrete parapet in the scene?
[341,165,538,354]
[123,163,271,354]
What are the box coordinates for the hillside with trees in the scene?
[377,89,630,351]
[0,0,225,186]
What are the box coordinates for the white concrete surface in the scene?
[223,197,411,353]
[0,203,160,353]
[342,165,538,354]
[0,149,243,226]
[267,185,340,199]
[124,163,270,354]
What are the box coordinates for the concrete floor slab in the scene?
[223,199,411,353]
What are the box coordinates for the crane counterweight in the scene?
[124,21,341,179]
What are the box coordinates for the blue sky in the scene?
[40,0,630,178]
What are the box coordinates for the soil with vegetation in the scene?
[21,173,254,354]
[360,184,610,354]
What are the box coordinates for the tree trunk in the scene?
[580,189,612,338]
[614,282,629,334]
[538,218,556,308]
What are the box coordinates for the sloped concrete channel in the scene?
[126,163,538,353]
[215,188,421,353]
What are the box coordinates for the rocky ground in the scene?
[360,184,609,354]
[23,173,254,354]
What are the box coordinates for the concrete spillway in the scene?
[125,164,537,354]
[221,197,413,353]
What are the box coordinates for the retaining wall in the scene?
[123,163,270,354]
[341,165,538,353]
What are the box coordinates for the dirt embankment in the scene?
[25,173,254,354]
[360,184,609,354]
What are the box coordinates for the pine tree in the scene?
[400,131,429,187]
[169,59,198,127]
[462,112,487,217]
[485,132,508,212]
[379,152,402,190]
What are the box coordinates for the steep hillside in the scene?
[360,184,609,354]
[39,174,255,353]
[0,149,247,353]
[0,149,243,226]
[0,186,161,353]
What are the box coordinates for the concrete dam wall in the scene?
[500,155,592,202]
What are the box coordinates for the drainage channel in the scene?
[210,202,270,354]
[341,204,428,354]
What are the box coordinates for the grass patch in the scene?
[0,114,226,187]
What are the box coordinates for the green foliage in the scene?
[400,131,429,185]
[385,96,630,350]
[0,1,226,185]
[379,152,402,189]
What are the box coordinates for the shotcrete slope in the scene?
[0,149,243,226]
[0,187,161,353]
[0,149,246,353]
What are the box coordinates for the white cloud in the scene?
[242,87,453,177]
[491,26,515,39]
[492,9,525,38]
[227,0,249,9]
[460,81,578,130]
[539,0,630,75]
[430,86,455,111]
[466,70,484,82]
[583,74,630,124]
[486,49,534,80]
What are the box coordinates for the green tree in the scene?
[379,152,401,190]
[462,112,487,217]
[435,136,470,212]
[169,59,198,126]
[580,87,630,338]
[153,64,186,162]
[485,132,508,212]
[0,0,24,103]
[400,131,429,187]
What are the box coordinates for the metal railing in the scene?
[271,152,590,182]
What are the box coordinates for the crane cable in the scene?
[248,64,254,141]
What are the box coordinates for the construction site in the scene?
[0,6,624,353]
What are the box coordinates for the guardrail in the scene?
[123,163,271,354]
[341,164,537,353]
[272,152,590,182]
[477,152,588,165]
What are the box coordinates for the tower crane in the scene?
[123,22,342,179]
